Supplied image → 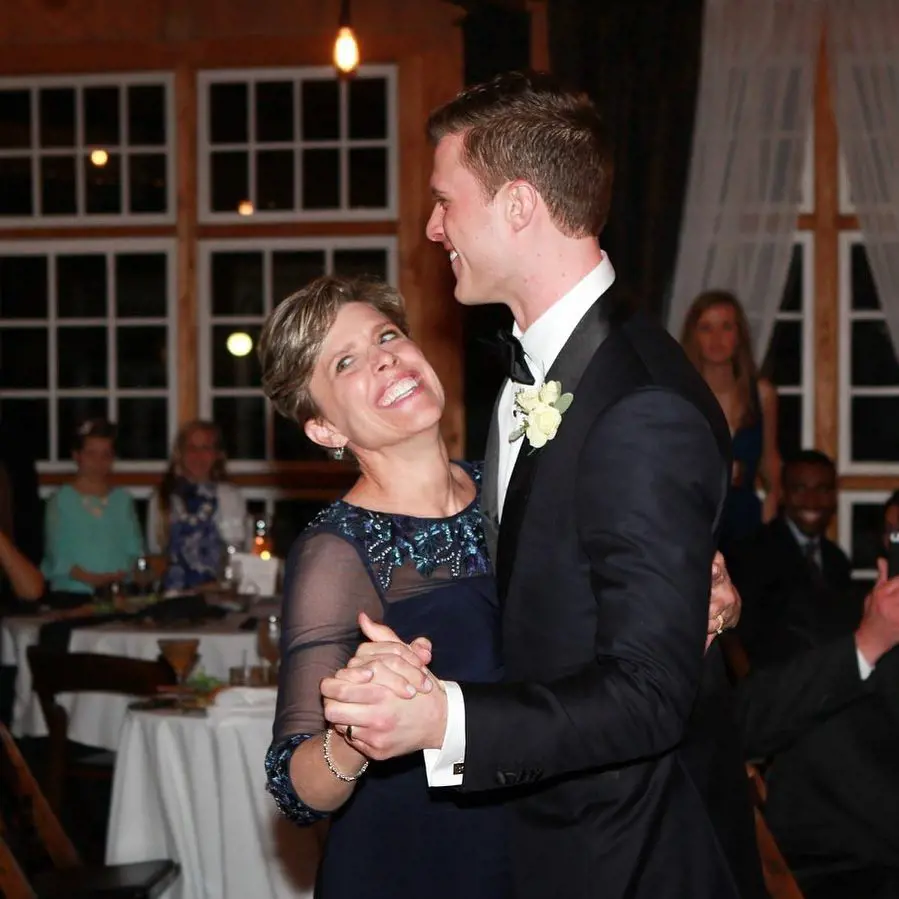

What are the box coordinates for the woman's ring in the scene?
[715,613,725,636]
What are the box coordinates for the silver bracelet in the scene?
[322,727,369,782]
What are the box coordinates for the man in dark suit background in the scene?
[728,449,860,663]
[729,453,899,898]
[321,72,762,899]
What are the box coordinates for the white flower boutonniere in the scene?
[509,380,574,451]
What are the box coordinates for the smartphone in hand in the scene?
[887,531,899,580]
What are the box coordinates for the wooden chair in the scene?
[0,722,178,898]
[746,762,805,899]
[26,647,176,814]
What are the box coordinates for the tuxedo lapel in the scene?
[480,387,503,565]
[496,283,624,600]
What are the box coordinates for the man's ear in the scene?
[505,180,538,232]
[304,417,347,453]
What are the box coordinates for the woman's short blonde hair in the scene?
[258,275,409,426]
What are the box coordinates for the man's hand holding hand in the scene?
[321,614,448,760]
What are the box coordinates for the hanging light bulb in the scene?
[334,0,359,76]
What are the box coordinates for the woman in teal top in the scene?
[41,419,144,600]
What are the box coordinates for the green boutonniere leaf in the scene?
[508,424,526,443]
[554,393,574,414]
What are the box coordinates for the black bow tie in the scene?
[493,329,535,385]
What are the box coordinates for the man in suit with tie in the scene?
[728,449,859,662]
[321,71,763,898]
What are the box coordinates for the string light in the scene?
[90,149,109,167]
[226,332,253,357]
[334,0,359,75]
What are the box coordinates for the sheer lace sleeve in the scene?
[266,529,382,824]
[273,529,383,741]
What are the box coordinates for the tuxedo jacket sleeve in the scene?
[459,388,724,791]
[735,635,869,759]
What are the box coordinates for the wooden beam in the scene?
[396,46,466,459]
[196,221,398,240]
[175,62,198,426]
[837,475,899,493]
[813,32,839,465]
[0,226,175,240]
[527,1,549,72]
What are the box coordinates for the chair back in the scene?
[26,647,175,812]
[746,762,805,899]
[0,833,36,899]
[0,722,80,880]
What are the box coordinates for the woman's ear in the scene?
[304,417,347,453]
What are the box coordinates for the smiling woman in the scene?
[259,276,412,459]
[257,274,511,899]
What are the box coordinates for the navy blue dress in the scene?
[720,388,764,554]
[265,463,511,899]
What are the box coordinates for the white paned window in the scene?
[838,233,899,473]
[762,234,815,458]
[0,239,177,469]
[197,66,397,222]
[838,490,892,583]
[0,73,175,225]
[199,237,397,465]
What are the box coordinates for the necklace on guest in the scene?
[80,494,109,517]
[77,487,110,518]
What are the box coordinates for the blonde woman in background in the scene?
[681,290,781,553]
[147,421,246,591]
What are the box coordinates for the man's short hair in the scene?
[782,449,836,483]
[427,70,614,239]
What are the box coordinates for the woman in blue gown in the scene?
[680,291,782,554]
[260,276,511,899]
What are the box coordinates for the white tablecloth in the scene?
[0,615,263,749]
[106,699,317,899]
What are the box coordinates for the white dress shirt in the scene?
[424,256,616,786]
[784,517,874,680]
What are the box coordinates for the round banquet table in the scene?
[106,696,319,899]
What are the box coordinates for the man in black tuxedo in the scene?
[322,72,762,898]
[729,455,899,898]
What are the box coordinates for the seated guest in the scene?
[0,419,43,566]
[730,454,899,899]
[147,420,245,592]
[41,420,144,606]
[0,461,42,604]
[728,449,858,662]
[0,529,44,602]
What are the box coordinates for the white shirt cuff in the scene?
[422,680,466,787]
[857,647,875,681]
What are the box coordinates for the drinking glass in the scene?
[257,615,281,671]
[134,555,155,597]
[158,638,200,706]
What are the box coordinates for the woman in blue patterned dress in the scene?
[259,276,511,899]
[147,421,247,592]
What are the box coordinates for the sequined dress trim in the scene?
[265,461,490,825]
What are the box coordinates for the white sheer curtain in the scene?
[827,0,899,356]
[667,0,822,359]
